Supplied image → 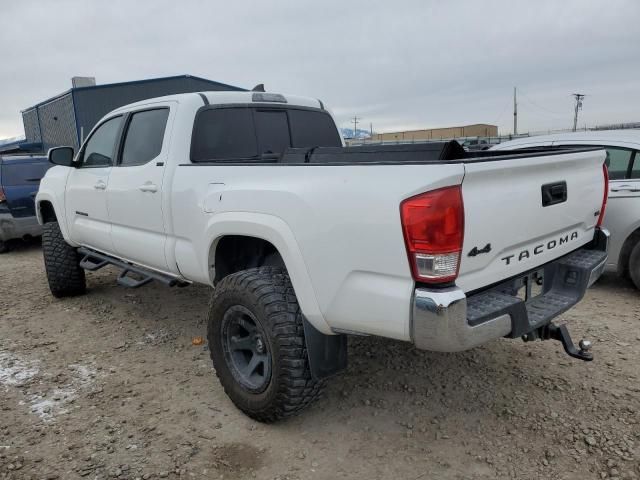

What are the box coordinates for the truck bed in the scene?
[182,141,603,165]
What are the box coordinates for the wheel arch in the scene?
[37,200,57,224]
[204,212,330,334]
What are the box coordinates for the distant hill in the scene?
[340,128,371,139]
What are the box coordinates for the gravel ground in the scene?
[0,241,638,480]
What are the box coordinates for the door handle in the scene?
[94,181,106,190]
[139,182,158,193]
[610,185,640,192]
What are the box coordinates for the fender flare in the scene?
[35,192,77,246]
[203,211,332,335]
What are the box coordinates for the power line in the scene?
[493,95,512,126]
[518,89,567,117]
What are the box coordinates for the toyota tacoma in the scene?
[36,90,609,421]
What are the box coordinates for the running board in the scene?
[78,247,184,288]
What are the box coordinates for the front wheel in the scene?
[207,267,324,422]
[42,221,86,298]
[0,240,8,254]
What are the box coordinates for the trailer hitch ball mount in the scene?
[523,323,593,361]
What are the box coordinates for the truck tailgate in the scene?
[457,149,606,292]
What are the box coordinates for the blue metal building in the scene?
[5,75,244,153]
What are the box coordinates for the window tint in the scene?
[604,147,633,180]
[82,116,123,167]
[288,110,342,148]
[121,109,169,166]
[190,107,341,163]
[191,108,257,162]
[255,110,290,154]
[631,151,640,179]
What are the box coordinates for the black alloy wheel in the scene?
[221,305,272,393]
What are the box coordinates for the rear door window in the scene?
[604,147,633,180]
[120,109,169,166]
[191,108,258,162]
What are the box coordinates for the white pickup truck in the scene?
[37,90,609,421]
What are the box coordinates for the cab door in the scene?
[65,115,124,254]
[106,106,172,273]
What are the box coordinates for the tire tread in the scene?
[42,221,86,298]
[207,267,324,422]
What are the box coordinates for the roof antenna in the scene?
[251,84,265,92]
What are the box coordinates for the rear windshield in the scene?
[191,107,341,162]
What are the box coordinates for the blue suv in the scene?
[0,154,51,252]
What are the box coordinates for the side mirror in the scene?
[48,146,75,167]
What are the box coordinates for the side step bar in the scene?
[78,247,185,289]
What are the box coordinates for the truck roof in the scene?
[109,91,324,115]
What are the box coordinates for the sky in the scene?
[1,0,639,139]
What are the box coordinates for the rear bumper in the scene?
[411,228,609,352]
[0,213,42,241]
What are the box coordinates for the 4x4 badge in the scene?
[468,243,492,257]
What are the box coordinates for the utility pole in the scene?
[572,93,585,132]
[513,87,518,136]
[370,122,373,138]
[352,116,360,139]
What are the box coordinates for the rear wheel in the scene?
[628,241,640,290]
[0,240,8,254]
[42,221,86,298]
[207,267,324,422]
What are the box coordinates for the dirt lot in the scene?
[0,241,638,480]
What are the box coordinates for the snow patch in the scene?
[0,351,39,387]
[29,388,75,420]
[0,348,99,421]
[68,363,97,384]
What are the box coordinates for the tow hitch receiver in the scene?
[524,323,593,361]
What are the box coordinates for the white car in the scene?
[37,91,608,421]
[493,130,640,289]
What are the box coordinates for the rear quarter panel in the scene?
[171,163,465,340]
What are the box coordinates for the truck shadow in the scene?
[79,267,631,442]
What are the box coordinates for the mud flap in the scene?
[302,317,348,380]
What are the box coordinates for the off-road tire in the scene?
[0,240,8,254]
[207,267,324,422]
[42,221,86,298]
[628,241,640,290]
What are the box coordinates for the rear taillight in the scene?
[400,186,464,284]
[0,186,5,204]
[596,163,608,228]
